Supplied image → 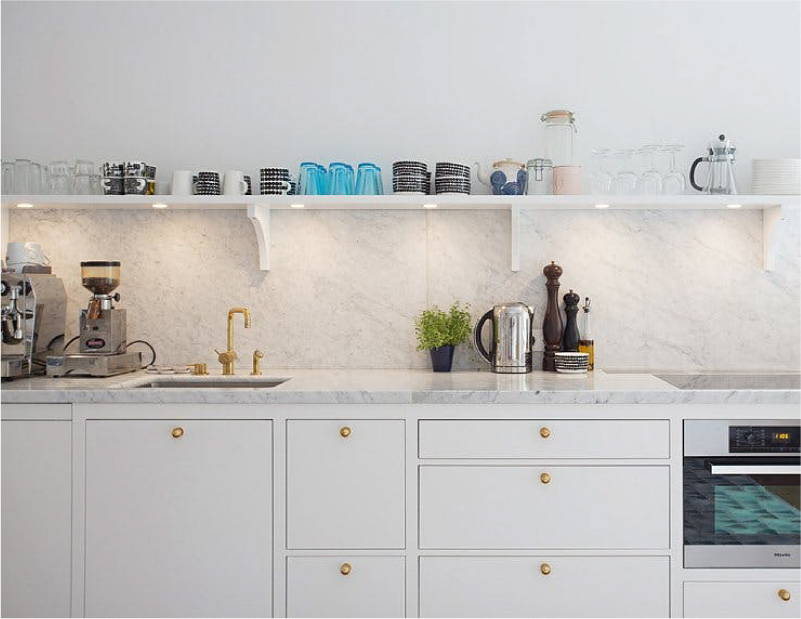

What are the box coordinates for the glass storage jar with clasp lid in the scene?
[540,109,577,167]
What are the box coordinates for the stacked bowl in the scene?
[554,352,590,374]
[752,159,801,195]
[393,161,430,195]
[435,161,471,195]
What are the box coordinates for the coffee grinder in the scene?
[47,261,141,377]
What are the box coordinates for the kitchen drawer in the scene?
[684,582,799,618]
[419,465,669,549]
[419,419,669,459]
[287,419,405,549]
[419,556,669,617]
[287,556,405,618]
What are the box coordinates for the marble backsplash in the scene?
[7,205,801,371]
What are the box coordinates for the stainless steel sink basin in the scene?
[133,378,289,389]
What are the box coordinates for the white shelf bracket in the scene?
[762,204,784,271]
[246,204,271,271]
[510,205,521,272]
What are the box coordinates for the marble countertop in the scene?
[1,369,799,405]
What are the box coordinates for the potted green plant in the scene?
[414,302,471,372]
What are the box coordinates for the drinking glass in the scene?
[661,143,687,194]
[613,150,638,195]
[41,164,51,194]
[13,159,31,194]
[91,173,102,195]
[355,163,383,195]
[74,173,93,195]
[2,161,15,194]
[328,162,354,195]
[50,160,72,195]
[316,164,329,194]
[299,162,322,195]
[589,149,614,194]
[635,144,663,195]
[29,162,42,194]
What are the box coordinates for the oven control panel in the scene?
[730,425,800,453]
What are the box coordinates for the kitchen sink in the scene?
[132,378,289,389]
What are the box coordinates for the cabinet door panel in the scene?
[684,582,800,618]
[420,465,669,549]
[287,420,405,549]
[1,419,72,618]
[287,556,405,617]
[85,420,272,618]
[420,556,669,618]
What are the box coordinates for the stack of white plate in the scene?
[752,159,801,195]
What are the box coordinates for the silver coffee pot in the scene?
[690,134,738,194]
[473,302,536,374]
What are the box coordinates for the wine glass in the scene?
[635,144,663,195]
[661,143,687,194]
[613,149,638,195]
[589,148,614,194]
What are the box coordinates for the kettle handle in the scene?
[689,156,706,192]
[473,310,494,364]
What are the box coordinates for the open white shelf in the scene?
[2,194,797,272]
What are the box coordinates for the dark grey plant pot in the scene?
[429,345,455,372]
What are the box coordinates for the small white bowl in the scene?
[554,352,589,374]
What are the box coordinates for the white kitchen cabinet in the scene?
[84,419,272,618]
[419,556,670,618]
[419,419,669,459]
[684,582,800,618]
[286,419,405,549]
[286,556,405,618]
[419,465,669,549]
[1,418,72,618]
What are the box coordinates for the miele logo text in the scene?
[774,552,792,557]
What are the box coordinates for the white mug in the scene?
[6,242,50,270]
[553,165,582,195]
[171,170,194,195]
[223,171,248,196]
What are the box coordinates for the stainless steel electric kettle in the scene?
[473,302,536,374]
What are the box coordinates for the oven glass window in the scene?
[684,457,801,546]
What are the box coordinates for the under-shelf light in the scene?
[594,203,610,209]
[726,203,742,209]
[422,203,438,209]
[16,203,33,209]
[290,203,305,209]
[151,203,169,209]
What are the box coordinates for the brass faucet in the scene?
[251,349,264,376]
[215,307,251,375]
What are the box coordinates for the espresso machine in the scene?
[47,261,141,377]
[1,271,68,379]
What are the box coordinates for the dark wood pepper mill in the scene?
[562,289,581,352]
[542,261,564,371]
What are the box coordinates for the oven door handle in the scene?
[709,464,801,475]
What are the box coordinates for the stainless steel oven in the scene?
[684,419,800,568]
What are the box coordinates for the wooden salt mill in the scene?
[542,261,564,371]
[562,289,581,352]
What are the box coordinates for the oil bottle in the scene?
[578,297,594,371]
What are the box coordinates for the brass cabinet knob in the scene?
[171,427,184,439]
[540,563,551,575]
[540,427,551,439]
[340,563,352,576]
[778,589,791,601]
[540,472,551,484]
[340,426,352,438]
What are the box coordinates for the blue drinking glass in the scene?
[355,163,383,195]
[299,162,321,195]
[328,162,354,195]
[316,164,329,194]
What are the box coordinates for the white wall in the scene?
[2,1,800,371]
[3,1,799,188]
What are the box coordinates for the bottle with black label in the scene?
[578,297,594,371]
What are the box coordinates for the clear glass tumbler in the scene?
[2,161,15,194]
[589,149,614,194]
[50,160,72,195]
[13,159,31,194]
[29,162,42,194]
